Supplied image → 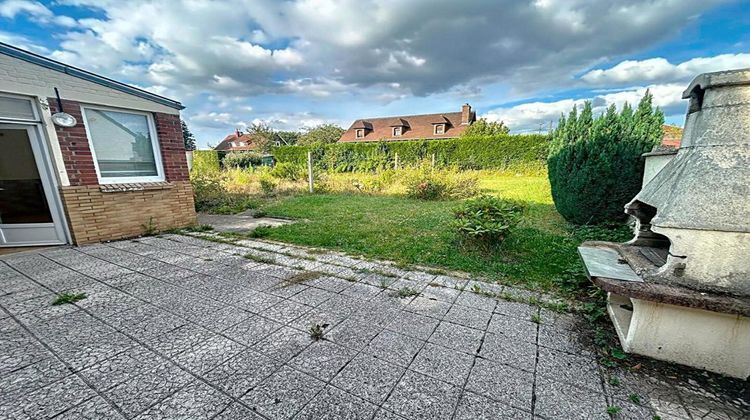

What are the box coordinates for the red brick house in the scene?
[0,42,195,247]
[661,124,683,148]
[339,103,476,142]
[214,130,263,152]
[214,129,292,152]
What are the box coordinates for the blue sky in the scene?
[1,0,748,148]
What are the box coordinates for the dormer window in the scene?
[238,141,246,147]
[231,141,238,147]
[434,124,445,135]
[355,129,364,139]
[393,127,402,137]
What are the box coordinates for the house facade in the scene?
[214,130,262,152]
[0,42,195,247]
[339,103,476,142]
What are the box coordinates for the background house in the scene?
[214,130,263,152]
[0,42,195,247]
[339,103,476,142]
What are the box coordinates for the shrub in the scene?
[452,195,524,244]
[223,151,263,169]
[273,134,548,174]
[270,162,305,181]
[402,166,479,200]
[191,150,220,173]
[548,92,663,225]
[190,170,226,211]
[259,174,277,196]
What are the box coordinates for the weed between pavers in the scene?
[183,224,214,233]
[309,323,329,340]
[628,394,640,404]
[244,253,275,264]
[283,271,322,286]
[530,313,541,324]
[606,406,622,416]
[394,287,420,298]
[52,292,87,306]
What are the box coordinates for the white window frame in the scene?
[0,92,41,123]
[434,124,445,135]
[355,129,364,139]
[80,104,165,184]
[392,127,402,137]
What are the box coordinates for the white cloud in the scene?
[484,83,687,132]
[6,0,726,101]
[0,0,77,27]
[251,112,327,131]
[189,111,247,130]
[581,54,750,85]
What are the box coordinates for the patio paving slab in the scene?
[0,234,746,419]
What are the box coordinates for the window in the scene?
[392,127,402,137]
[355,129,364,139]
[0,94,38,122]
[238,141,246,146]
[434,124,445,135]
[82,106,163,183]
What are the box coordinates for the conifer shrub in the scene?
[547,92,664,225]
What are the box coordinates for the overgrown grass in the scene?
[250,174,631,294]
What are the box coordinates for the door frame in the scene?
[0,94,70,247]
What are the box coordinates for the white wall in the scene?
[0,54,179,115]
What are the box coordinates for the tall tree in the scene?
[246,122,276,153]
[181,120,196,151]
[276,130,301,145]
[297,124,345,145]
[460,118,510,137]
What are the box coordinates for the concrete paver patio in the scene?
[0,235,747,419]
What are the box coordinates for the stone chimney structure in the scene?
[461,103,472,125]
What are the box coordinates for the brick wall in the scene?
[47,99,196,244]
[48,99,99,186]
[59,181,196,244]
[153,112,190,182]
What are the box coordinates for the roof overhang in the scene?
[0,42,185,110]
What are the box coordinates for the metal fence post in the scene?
[307,151,314,193]
[431,153,436,167]
[395,153,399,170]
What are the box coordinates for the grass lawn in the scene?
[253,174,630,293]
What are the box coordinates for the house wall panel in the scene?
[0,54,179,115]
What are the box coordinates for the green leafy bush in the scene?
[273,134,548,174]
[402,166,479,200]
[259,174,277,195]
[223,151,263,169]
[548,92,663,225]
[191,150,220,173]
[270,162,305,181]
[452,195,524,244]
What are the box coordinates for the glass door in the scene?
[0,124,66,246]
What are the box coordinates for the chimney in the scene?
[235,128,242,138]
[461,103,472,125]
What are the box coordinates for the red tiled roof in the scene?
[339,105,475,142]
[661,125,683,148]
[214,132,261,151]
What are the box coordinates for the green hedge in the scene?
[273,134,549,173]
[191,150,220,173]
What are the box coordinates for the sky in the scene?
[1,0,749,149]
